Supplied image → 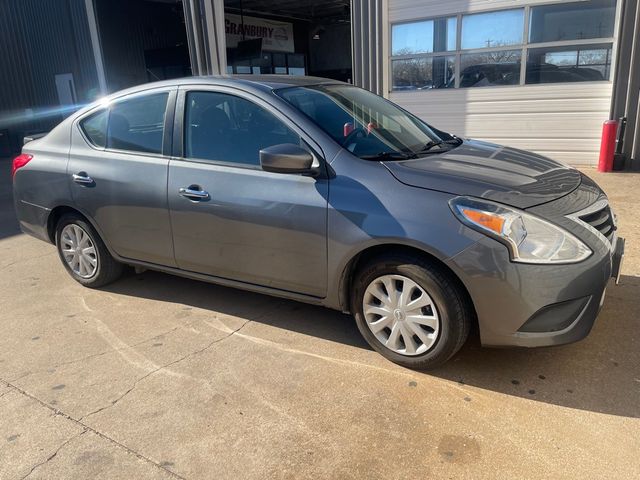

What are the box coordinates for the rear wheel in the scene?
[55,214,123,288]
[352,253,471,369]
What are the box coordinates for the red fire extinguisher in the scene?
[598,120,618,172]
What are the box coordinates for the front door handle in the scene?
[179,186,210,201]
[72,172,93,185]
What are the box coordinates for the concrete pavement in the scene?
[1,161,638,479]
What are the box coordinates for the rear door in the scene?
[68,88,177,266]
[167,86,329,297]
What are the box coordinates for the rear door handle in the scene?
[72,172,93,184]
[179,186,210,201]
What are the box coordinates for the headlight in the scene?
[449,197,592,264]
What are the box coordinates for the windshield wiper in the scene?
[360,151,418,161]
[444,136,463,146]
[421,140,445,152]
[420,136,463,153]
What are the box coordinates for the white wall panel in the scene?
[390,0,559,22]
[390,83,612,165]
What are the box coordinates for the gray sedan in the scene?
[12,75,624,369]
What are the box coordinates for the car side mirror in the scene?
[260,144,315,175]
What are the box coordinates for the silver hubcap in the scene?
[363,274,440,356]
[60,224,98,279]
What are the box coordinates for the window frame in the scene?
[390,15,459,90]
[173,85,326,172]
[76,86,177,158]
[388,0,621,92]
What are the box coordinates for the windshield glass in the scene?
[276,84,459,160]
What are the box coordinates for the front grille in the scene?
[578,202,616,243]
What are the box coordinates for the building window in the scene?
[228,52,306,76]
[392,56,455,90]
[461,9,524,50]
[460,51,522,87]
[392,17,456,55]
[528,0,617,43]
[390,0,618,91]
[526,44,612,84]
[390,16,456,90]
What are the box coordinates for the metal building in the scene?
[0,0,638,169]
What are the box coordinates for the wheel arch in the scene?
[338,243,477,323]
[46,205,113,257]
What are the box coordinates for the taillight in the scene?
[11,154,33,179]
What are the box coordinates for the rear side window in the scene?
[80,109,108,148]
[106,92,169,154]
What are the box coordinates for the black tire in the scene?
[55,213,123,288]
[351,253,472,370]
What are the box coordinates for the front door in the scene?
[168,88,328,297]
[68,89,176,266]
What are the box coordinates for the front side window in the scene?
[184,91,300,166]
[107,92,168,154]
[277,84,458,159]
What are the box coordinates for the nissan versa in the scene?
[12,76,625,369]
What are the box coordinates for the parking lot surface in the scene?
[1,159,639,479]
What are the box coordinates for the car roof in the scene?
[108,74,345,98]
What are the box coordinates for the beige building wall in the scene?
[387,0,620,165]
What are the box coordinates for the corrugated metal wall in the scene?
[611,0,640,169]
[0,0,98,150]
[352,0,385,95]
[182,0,227,76]
[387,0,619,165]
[95,0,189,91]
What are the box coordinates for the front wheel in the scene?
[352,254,472,369]
[55,214,123,288]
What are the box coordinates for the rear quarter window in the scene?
[80,109,108,148]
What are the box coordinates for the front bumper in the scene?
[612,236,625,284]
[445,230,624,348]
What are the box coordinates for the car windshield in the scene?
[275,84,460,160]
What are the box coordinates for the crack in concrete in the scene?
[51,321,193,368]
[77,301,286,422]
[9,319,203,383]
[1,301,286,478]
[9,371,36,384]
[80,317,255,421]
[20,429,88,479]
[0,378,186,480]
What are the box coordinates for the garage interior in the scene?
[94,0,353,90]
[223,0,352,81]
[94,0,192,91]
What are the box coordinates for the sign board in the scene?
[225,14,295,53]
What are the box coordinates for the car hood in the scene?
[383,139,582,209]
